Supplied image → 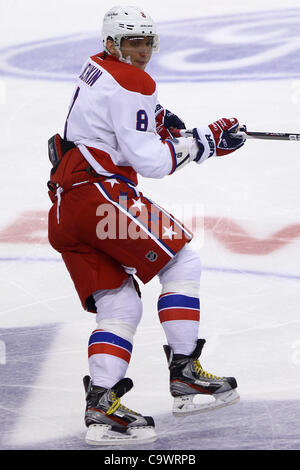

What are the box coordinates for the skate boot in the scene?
[83,375,157,445]
[163,339,240,416]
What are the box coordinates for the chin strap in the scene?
[119,55,132,65]
[105,46,133,65]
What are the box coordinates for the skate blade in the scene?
[85,423,157,446]
[172,389,240,416]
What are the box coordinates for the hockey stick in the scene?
[179,127,300,141]
[232,126,300,141]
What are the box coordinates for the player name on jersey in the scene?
[79,63,103,87]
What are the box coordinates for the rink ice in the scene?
[1,0,300,450]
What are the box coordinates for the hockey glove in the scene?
[156,104,186,140]
[193,117,246,163]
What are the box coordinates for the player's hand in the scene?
[164,109,186,131]
[208,117,245,156]
[192,117,246,163]
[156,105,186,140]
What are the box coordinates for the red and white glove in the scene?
[193,117,246,163]
[155,104,186,140]
[164,117,245,174]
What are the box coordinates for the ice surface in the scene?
[0,0,300,451]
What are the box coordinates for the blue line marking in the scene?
[1,256,300,281]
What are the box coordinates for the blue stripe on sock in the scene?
[89,331,133,353]
[158,294,200,311]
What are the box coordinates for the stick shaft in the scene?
[234,129,300,141]
[180,128,300,141]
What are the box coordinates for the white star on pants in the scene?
[105,178,119,188]
[131,198,146,211]
[162,226,177,240]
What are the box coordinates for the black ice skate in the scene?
[83,375,156,445]
[163,339,240,416]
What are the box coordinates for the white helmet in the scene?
[101,5,160,53]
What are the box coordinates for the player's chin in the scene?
[133,61,148,70]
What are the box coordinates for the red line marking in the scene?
[1,211,300,256]
[0,211,48,244]
[190,216,300,255]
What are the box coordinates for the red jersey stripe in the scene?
[91,52,156,96]
[85,146,138,186]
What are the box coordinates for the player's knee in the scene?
[95,317,137,345]
[93,277,143,330]
[158,247,202,284]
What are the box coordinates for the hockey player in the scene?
[47,6,245,445]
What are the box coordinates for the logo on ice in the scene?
[1,9,300,82]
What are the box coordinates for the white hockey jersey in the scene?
[64,52,176,185]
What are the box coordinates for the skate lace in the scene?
[193,360,223,380]
[106,392,138,416]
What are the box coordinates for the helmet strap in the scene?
[105,37,133,65]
